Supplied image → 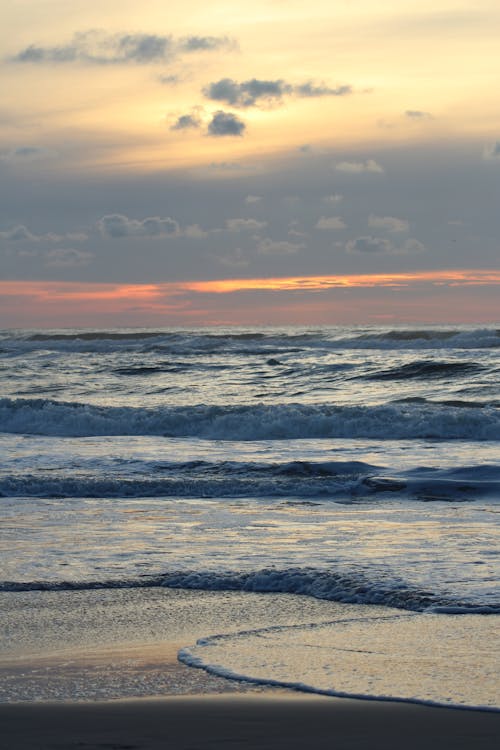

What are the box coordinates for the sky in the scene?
[1,0,499,327]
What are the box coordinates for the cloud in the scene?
[244,195,262,204]
[158,74,179,85]
[405,110,432,119]
[44,248,94,267]
[315,216,346,230]
[209,161,242,170]
[0,146,53,163]
[213,248,249,267]
[483,141,500,160]
[203,78,353,108]
[207,111,245,137]
[226,218,267,232]
[170,114,201,131]
[180,35,235,52]
[368,214,409,233]
[183,224,208,239]
[323,193,343,204]
[294,82,352,98]
[346,236,425,254]
[335,159,384,174]
[257,238,305,255]
[204,78,291,107]
[288,221,307,238]
[10,30,234,66]
[0,224,87,242]
[98,213,179,238]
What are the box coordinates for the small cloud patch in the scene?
[368,215,409,233]
[44,248,93,267]
[405,110,433,119]
[257,238,304,255]
[315,216,346,230]
[207,111,245,137]
[346,236,425,254]
[170,114,201,131]
[226,218,267,232]
[483,141,500,160]
[335,159,384,174]
[98,214,179,238]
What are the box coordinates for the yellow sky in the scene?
[3,0,500,172]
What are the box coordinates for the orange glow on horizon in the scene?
[181,269,500,294]
[1,269,499,302]
[1,270,498,327]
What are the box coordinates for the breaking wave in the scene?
[1,567,498,614]
[1,397,499,440]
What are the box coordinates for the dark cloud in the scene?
[10,30,234,66]
[346,236,394,253]
[203,78,352,108]
[207,111,245,137]
[180,36,235,52]
[170,114,201,131]
[205,78,291,107]
[98,214,179,238]
[295,82,352,98]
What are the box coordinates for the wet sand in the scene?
[1,693,499,750]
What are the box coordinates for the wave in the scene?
[1,459,499,500]
[2,326,499,354]
[1,567,498,614]
[364,360,484,381]
[1,397,499,440]
[341,328,500,350]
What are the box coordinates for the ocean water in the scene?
[0,325,499,708]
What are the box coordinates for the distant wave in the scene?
[1,397,499,440]
[1,326,498,353]
[1,567,498,614]
[343,328,500,350]
[364,360,484,381]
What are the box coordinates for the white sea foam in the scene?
[179,612,500,710]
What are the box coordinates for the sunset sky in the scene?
[1,0,499,326]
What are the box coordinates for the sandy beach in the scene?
[1,588,499,748]
[2,693,499,750]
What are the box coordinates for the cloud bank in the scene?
[10,30,235,66]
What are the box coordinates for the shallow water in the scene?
[1,325,499,706]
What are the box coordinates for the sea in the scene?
[0,325,499,709]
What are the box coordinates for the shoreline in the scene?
[2,693,499,750]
